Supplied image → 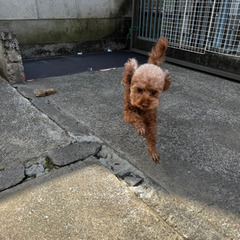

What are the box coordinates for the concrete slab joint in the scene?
[0,32,25,84]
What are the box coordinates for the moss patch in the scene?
[45,156,57,171]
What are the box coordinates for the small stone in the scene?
[25,164,45,177]
[124,175,143,187]
[97,145,110,159]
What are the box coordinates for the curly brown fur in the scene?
[122,37,171,162]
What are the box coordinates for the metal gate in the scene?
[131,0,240,80]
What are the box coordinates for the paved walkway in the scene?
[0,53,240,239]
[1,157,182,240]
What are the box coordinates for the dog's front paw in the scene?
[148,149,160,163]
[137,127,145,136]
[134,122,145,136]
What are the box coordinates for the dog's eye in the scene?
[151,91,157,95]
[138,88,143,93]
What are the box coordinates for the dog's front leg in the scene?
[123,108,145,136]
[143,111,160,162]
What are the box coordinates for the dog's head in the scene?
[129,61,170,110]
[122,37,171,110]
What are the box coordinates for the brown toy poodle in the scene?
[121,37,171,162]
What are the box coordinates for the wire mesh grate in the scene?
[138,0,240,57]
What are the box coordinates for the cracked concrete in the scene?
[0,163,25,191]
[48,141,101,166]
[0,79,71,169]
[0,54,240,239]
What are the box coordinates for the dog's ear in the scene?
[121,58,138,85]
[148,37,168,67]
[163,70,171,91]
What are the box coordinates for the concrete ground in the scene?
[0,53,240,239]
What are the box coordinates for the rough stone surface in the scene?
[0,163,25,191]
[199,204,240,239]
[0,157,183,240]
[0,32,24,84]
[48,141,102,166]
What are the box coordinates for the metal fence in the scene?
[138,0,240,57]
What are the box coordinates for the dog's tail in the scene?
[148,37,168,67]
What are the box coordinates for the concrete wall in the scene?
[0,0,131,58]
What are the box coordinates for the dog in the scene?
[121,37,171,162]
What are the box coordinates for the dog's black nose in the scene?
[142,102,149,108]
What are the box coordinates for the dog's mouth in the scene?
[132,99,157,110]
[139,101,151,110]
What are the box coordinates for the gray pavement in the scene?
[0,79,71,169]
[0,157,182,240]
[0,60,240,239]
